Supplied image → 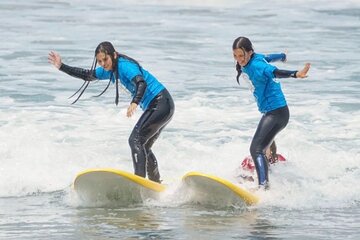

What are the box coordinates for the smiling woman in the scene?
[96,52,112,71]
[232,36,310,189]
[48,41,175,183]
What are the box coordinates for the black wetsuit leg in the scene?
[145,126,165,182]
[128,89,175,182]
[250,105,289,187]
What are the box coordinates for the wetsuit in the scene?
[60,57,174,182]
[241,53,296,188]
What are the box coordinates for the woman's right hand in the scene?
[48,51,62,69]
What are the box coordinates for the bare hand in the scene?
[48,51,62,69]
[127,103,138,117]
[296,63,311,78]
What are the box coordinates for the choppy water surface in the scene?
[0,0,359,239]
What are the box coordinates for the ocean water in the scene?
[0,0,359,239]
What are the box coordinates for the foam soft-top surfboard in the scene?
[73,168,166,206]
[182,172,259,206]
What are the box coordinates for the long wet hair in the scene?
[70,41,143,105]
[232,36,254,84]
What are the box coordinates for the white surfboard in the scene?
[182,172,259,207]
[73,168,166,206]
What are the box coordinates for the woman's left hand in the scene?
[296,63,311,78]
[127,103,138,117]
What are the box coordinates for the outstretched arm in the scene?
[48,51,96,81]
[274,63,311,79]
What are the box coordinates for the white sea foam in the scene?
[0,0,359,211]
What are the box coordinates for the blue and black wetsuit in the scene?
[60,57,174,183]
[241,53,296,188]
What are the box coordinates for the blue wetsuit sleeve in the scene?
[264,53,286,63]
[118,60,143,82]
[263,64,277,79]
[59,63,96,81]
[95,67,112,81]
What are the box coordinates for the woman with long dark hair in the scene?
[48,41,174,183]
[232,36,310,189]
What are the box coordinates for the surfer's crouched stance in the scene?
[232,36,310,189]
[48,41,174,183]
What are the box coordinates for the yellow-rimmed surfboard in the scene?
[73,168,165,206]
[182,172,259,206]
